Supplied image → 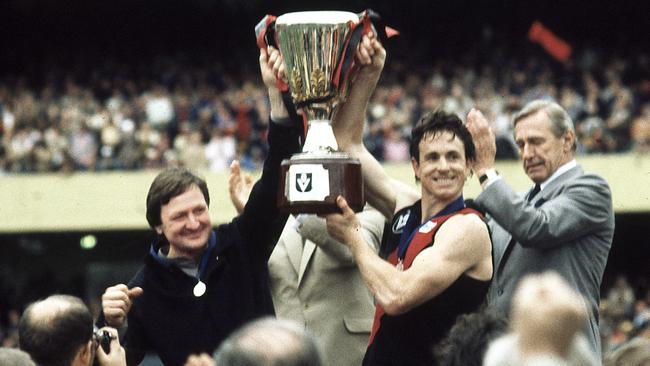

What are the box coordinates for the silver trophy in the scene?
[258,11,368,214]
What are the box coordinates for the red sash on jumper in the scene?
[368,207,482,345]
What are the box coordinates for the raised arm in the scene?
[467,108,613,248]
[333,32,418,219]
[479,175,612,248]
[236,46,302,258]
[262,46,289,120]
[228,159,253,215]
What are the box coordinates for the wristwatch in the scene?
[478,168,499,185]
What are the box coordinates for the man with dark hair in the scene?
[466,100,614,357]
[324,33,492,365]
[19,295,125,366]
[433,310,508,366]
[144,168,210,231]
[98,46,302,365]
[213,317,323,366]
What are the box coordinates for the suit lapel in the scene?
[496,165,584,272]
[298,240,316,284]
[535,165,583,206]
[280,219,304,275]
[491,223,513,275]
[493,185,537,275]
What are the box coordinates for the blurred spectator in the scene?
[213,317,323,366]
[601,285,650,355]
[604,337,650,366]
[382,125,409,162]
[483,271,599,366]
[178,130,207,172]
[606,320,635,352]
[0,347,35,366]
[490,101,519,160]
[143,84,174,131]
[633,299,650,331]
[606,275,636,323]
[1,308,20,348]
[19,294,126,366]
[205,128,236,172]
[434,309,508,366]
[68,122,98,171]
[631,103,650,155]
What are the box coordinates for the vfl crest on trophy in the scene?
[296,173,312,193]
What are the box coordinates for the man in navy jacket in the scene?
[98,46,302,366]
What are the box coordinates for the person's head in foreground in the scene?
[483,271,599,366]
[213,317,323,366]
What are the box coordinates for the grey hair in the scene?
[513,100,577,150]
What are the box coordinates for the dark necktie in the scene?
[528,184,541,202]
[499,183,543,272]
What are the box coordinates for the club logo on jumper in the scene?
[418,221,437,233]
[296,173,312,192]
[392,210,411,234]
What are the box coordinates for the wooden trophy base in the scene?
[278,152,363,214]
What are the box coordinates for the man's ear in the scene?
[73,341,93,366]
[155,225,163,235]
[564,129,575,152]
[411,157,421,181]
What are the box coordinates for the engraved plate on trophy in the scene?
[287,164,331,202]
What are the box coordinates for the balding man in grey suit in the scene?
[466,100,614,359]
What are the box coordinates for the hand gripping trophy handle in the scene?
[255,10,381,214]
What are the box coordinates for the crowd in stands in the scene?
[1,43,649,174]
[600,275,650,355]
[0,53,267,174]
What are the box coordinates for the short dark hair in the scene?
[146,168,210,228]
[214,317,323,366]
[434,309,508,366]
[19,295,93,366]
[409,110,476,163]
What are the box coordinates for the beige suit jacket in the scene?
[268,207,385,366]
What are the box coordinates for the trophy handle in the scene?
[255,14,306,137]
[255,14,290,94]
[333,10,395,103]
[255,14,277,49]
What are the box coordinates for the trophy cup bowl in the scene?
[273,11,365,214]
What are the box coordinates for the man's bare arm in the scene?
[326,196,491,315]
[333,32,418,218]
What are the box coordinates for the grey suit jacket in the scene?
[268,207,385,366]
[474,165,614,358]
